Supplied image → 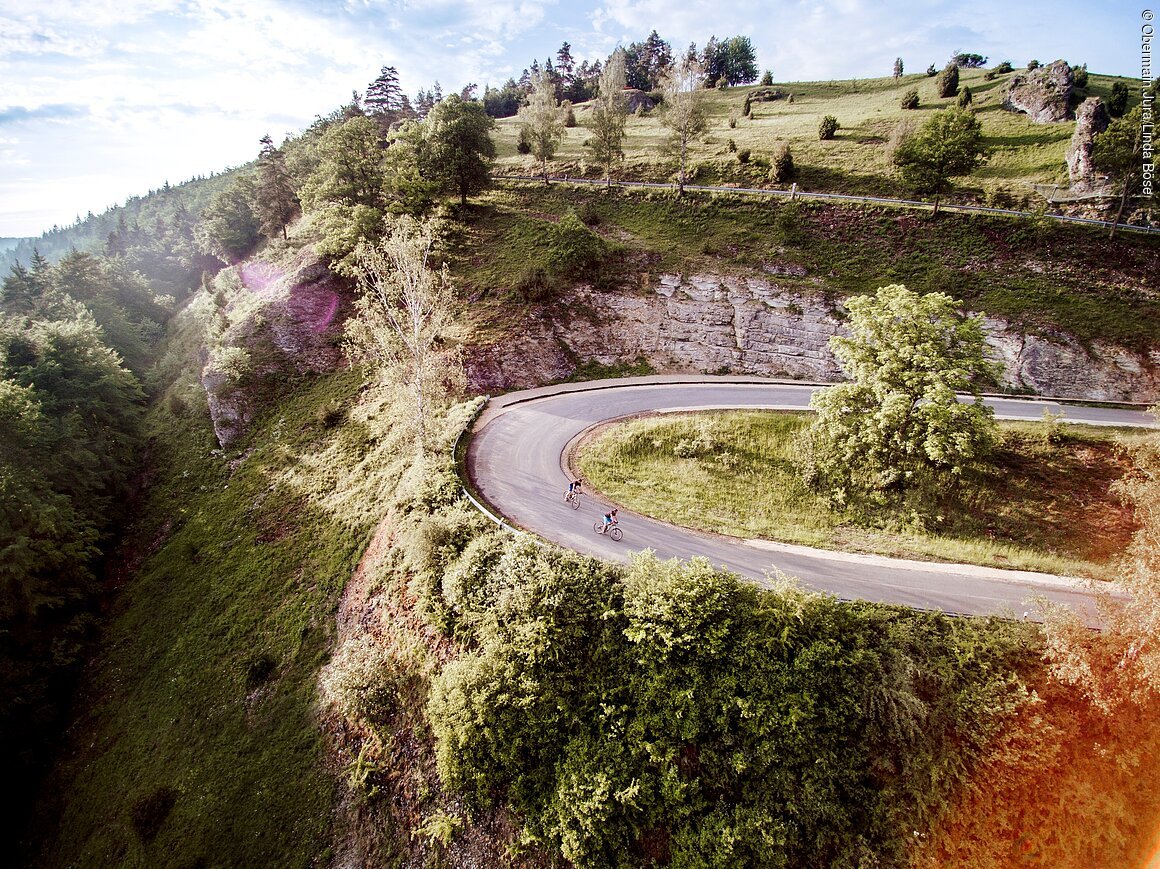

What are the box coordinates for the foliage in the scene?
[892,106,987,214]
[429,541,1045,868]
[701,35,759,87]
[892,57,903,78]
[519,69,566,182]
[993,60,1014,74]
[425,94,497,205]
[299,115,387,212]
[950,52,988,68]
[195,174,260,263]
[798,284,998,509]
[587,48,629,185]
[935,63,960,98]
[900,88,919,109]
[624,30,673,91]
[1027,59,1040,71]
[1108,81,1130,116]
[1071,63,1089,88]
[760,69,773,86]
[1093,105,1152,233]
[660,57,709,194]
[365,64,411,128]
[818,115,839,140]
[254,135,299,240]
[770,143,795,182]
[345,216,462,454]
[926,64,937,77]
[957,86,973,107]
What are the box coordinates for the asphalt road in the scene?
[467,377,1156,624]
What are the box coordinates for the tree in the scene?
[425,94,497,205]
[950,52,988,68]
[798,284,998,508]
[893,57,904,78]
[660,57,709,195]
[299,115,386,211]
[625,30,673,91]
[254,135,298,240]
[195,175,259,262]
[365,65,410,128]
[345,217,461,455]
[1093,105,1151,237]
[1108,81,1130,117]
[702,35,758,87]
[587,48,629,186]
[892,106,987,216]
[818,115,839,140]
[935,63,959,98]
[760,69,774,86]
[483,79,523,118]
[519,69,566,183]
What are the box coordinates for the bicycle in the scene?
[565,491,581,510]
[593,520,623,541]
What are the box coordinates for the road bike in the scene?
[593,520,623,541]
[565,491,581,510]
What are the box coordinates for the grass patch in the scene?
[30,365,417,867]
[577,410,1139,577]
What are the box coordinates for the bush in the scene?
[728,109,739,129]
[562,100,577,128]
[957,86,973,107]
[900,88,920,109]
[1109,81,1129,116]
[760,70,773,86]
[936,63,960,98]
[926,63,937,76]
[818,115,839,140]
[994,60,1014,74]
[726,138,737,152]
[516,129,532,155]
[320,634,403,725]
[737,148,751,164]
[774,200,804,244]
[770,142,795,182]
[1027,59,1040,70]
[1072,63,1089,88]
[515,265,550,301]
[742,95,752,116]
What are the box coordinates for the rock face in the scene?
[1003,60,1074,123]
[201,250,349,446]
[1066,97,1111,189]
[466,274,1160,404]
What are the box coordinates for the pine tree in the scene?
[365,65,408,127]
[254,135,298,240]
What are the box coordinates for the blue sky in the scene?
[0,0,1143,237]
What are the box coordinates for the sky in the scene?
[0,0,1145,237]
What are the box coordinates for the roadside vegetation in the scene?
[578,410,1139,576]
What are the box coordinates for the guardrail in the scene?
[451,395,526,535]
[497,174,1160,236]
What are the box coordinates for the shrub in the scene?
[774,200,804,244]
[760,70,773,86]
[516,127,532,154]
[716,79,728,91]
[736,148,751,164]
[1072,63,1089,88]
[742,95,752,116]
[320,634,403,725]
[770,142,795,182]
[900,88,920,109]
[936,63,960,98]
[516,265,550,301]
[994,60,1014,74]
[957,86,973,107]
[728,109,739,128]
[562,100,577,128]
[926,63,937,77]
[818,115,839,140]
[726,138,737,152]
[1027,59,1040,70]
[1109,81,1129,116]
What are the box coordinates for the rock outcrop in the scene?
[1066,97,1111,190]
[1003,60,1074,123]
[623,89,655,113]
[466,274,1160,404]
[201,250,349,446]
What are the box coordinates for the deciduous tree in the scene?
[660,57,709,195]
[798,284,999,508]
[519,69,566,183]
[1093,105,1150,237]
[587,48,629,186]
[345,217,461,454]
[892,106,987,216]
[425,94,496,205]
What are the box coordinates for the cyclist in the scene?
[565,479,583,503]
[601,508,618,533]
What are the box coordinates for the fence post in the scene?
[790,183,797,201]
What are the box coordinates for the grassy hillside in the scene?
[448,184,1160,352]
[491,68,1141,202]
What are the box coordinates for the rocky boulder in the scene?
[623,89,655,113]
[1066,97,1111,190]
[1003,59,1074,123]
